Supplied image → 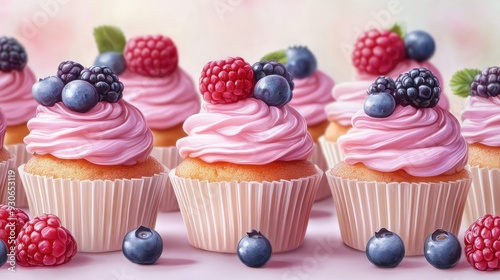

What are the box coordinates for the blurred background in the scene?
[1,0,498,115]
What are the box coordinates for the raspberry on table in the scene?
[79,65,124,102]
[0,205,29,247]
[252,60,294,91]
[368,76,396,95]
[352,29,405,75]
[394,67,441,108]
[124,34,178,77]
[0,36,28,72]
[470,67,500,98]
[464,214,500,271]
[57,61,85,84]
[199,57,255,104]
[15,214,77,267]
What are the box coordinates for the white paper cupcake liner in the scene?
[0,155,17,203]
[18,164,169,253]
[309,143,331,201]
[150,147,183,212]
[326,171,471,256]
[463,165,500,227]
[170,166,323,253]
[4,144,32,207]
[318,136,343,170]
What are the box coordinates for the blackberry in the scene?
[57,61,85,84]
[0,37,27,72]
[395,68,441,108]
[470,67,500,98]
[79,66,123,103]
[252,60,294,91]
[368,76,396,95]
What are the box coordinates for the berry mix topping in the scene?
[464,214,500,271]
[365,228,405,268]
[424,229,461,269]
[0,36,28,72]
[237,230,272,268]
[32,60,124,113]
[450,67,500,99]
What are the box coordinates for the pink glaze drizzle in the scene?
[461,96,500,146]
[0,66,38,125]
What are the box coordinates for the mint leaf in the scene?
[261,50,287,64]
[93,25,126,54]
[449,68,481,98]
[389,23,405,39]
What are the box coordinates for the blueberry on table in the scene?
[237,230,272,268]
[424,229,461,269]
[0,240,7,267]
[122,226,163,265]
[366,228,405,268]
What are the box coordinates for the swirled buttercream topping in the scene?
[0,66,38,125]
[461,96,500,146]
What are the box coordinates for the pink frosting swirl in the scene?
[325,81,373,126]
[338,105,467,176]
[25,100,153,165]
[177,98,313,164]
[0,108,7,147]
[461,96,500,146]
[120,67,201,130]
[0,66,38,125]
[288,70,334,125]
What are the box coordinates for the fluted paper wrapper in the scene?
[18,164,169,253]
[150,146,183,212]
[309,143,330,201]
[170,166,322,253]
[4,144,32,207]
[0,155,16,203]
[319,136,343,169]
[326,172,471,256]
[463,165,500,227]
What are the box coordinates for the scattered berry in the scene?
[252,60,294,91]
[15,214,77,267]
[94,51,126,75]
[253,75,292,107]
[122,226,163,265]
[124,35,178,77]
[366,228,405,268]
[61,80,100,113]
[199,57,255,104]
[0,205,29,248]
[404,30,435,62]
[79,65,123,102]
[464,214,500,271]
[237,230,272,268]
[285,46,317,79]
[470,67,500,98]
[57,61,85,84]
[424,229,461,269]
[395,67,441,108]
[32,76,65,106]
[352,29,405,75]
[0,240,6,267]
[0,36,27,72]
[368,76,396,95]
[364,92,396,118]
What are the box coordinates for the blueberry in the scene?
[404,30,435,62]
[61,80,99,113]
[424,229,461,269]
[122,225,163,265]
[366,228,405,268]
[94,51,126,75]
[285,46,317,79]
[364,92,396,118]
[253,75,292,107]
[0,240,7,267]
[32,76,64,106]
[237,230,272,268]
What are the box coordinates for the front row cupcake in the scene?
[19,61,169,252]
[326,68,471,256]
[170,57,322,253]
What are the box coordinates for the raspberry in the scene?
[15,214,77,267]
[367,76,396,95]
[0,205,29,247]
[57,61,85,84]
[0,36,28,72]
[79,65,124,102]
[352,29,405,75]
[464,214,500,271]
[252,60,294,91]
[199,57,255,104]
[124,35,178,77]
[394,68,440,108]
[470,67,500,98]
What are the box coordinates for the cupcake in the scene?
[170,57,322,253]
[257,46,335,201]
[320,26,450,169]
[451,67,500,226]
[20,61,169,252]
[0,36,38,207]
[0,107,16,201]
[326,68,471,256]
[91,26,200,212]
